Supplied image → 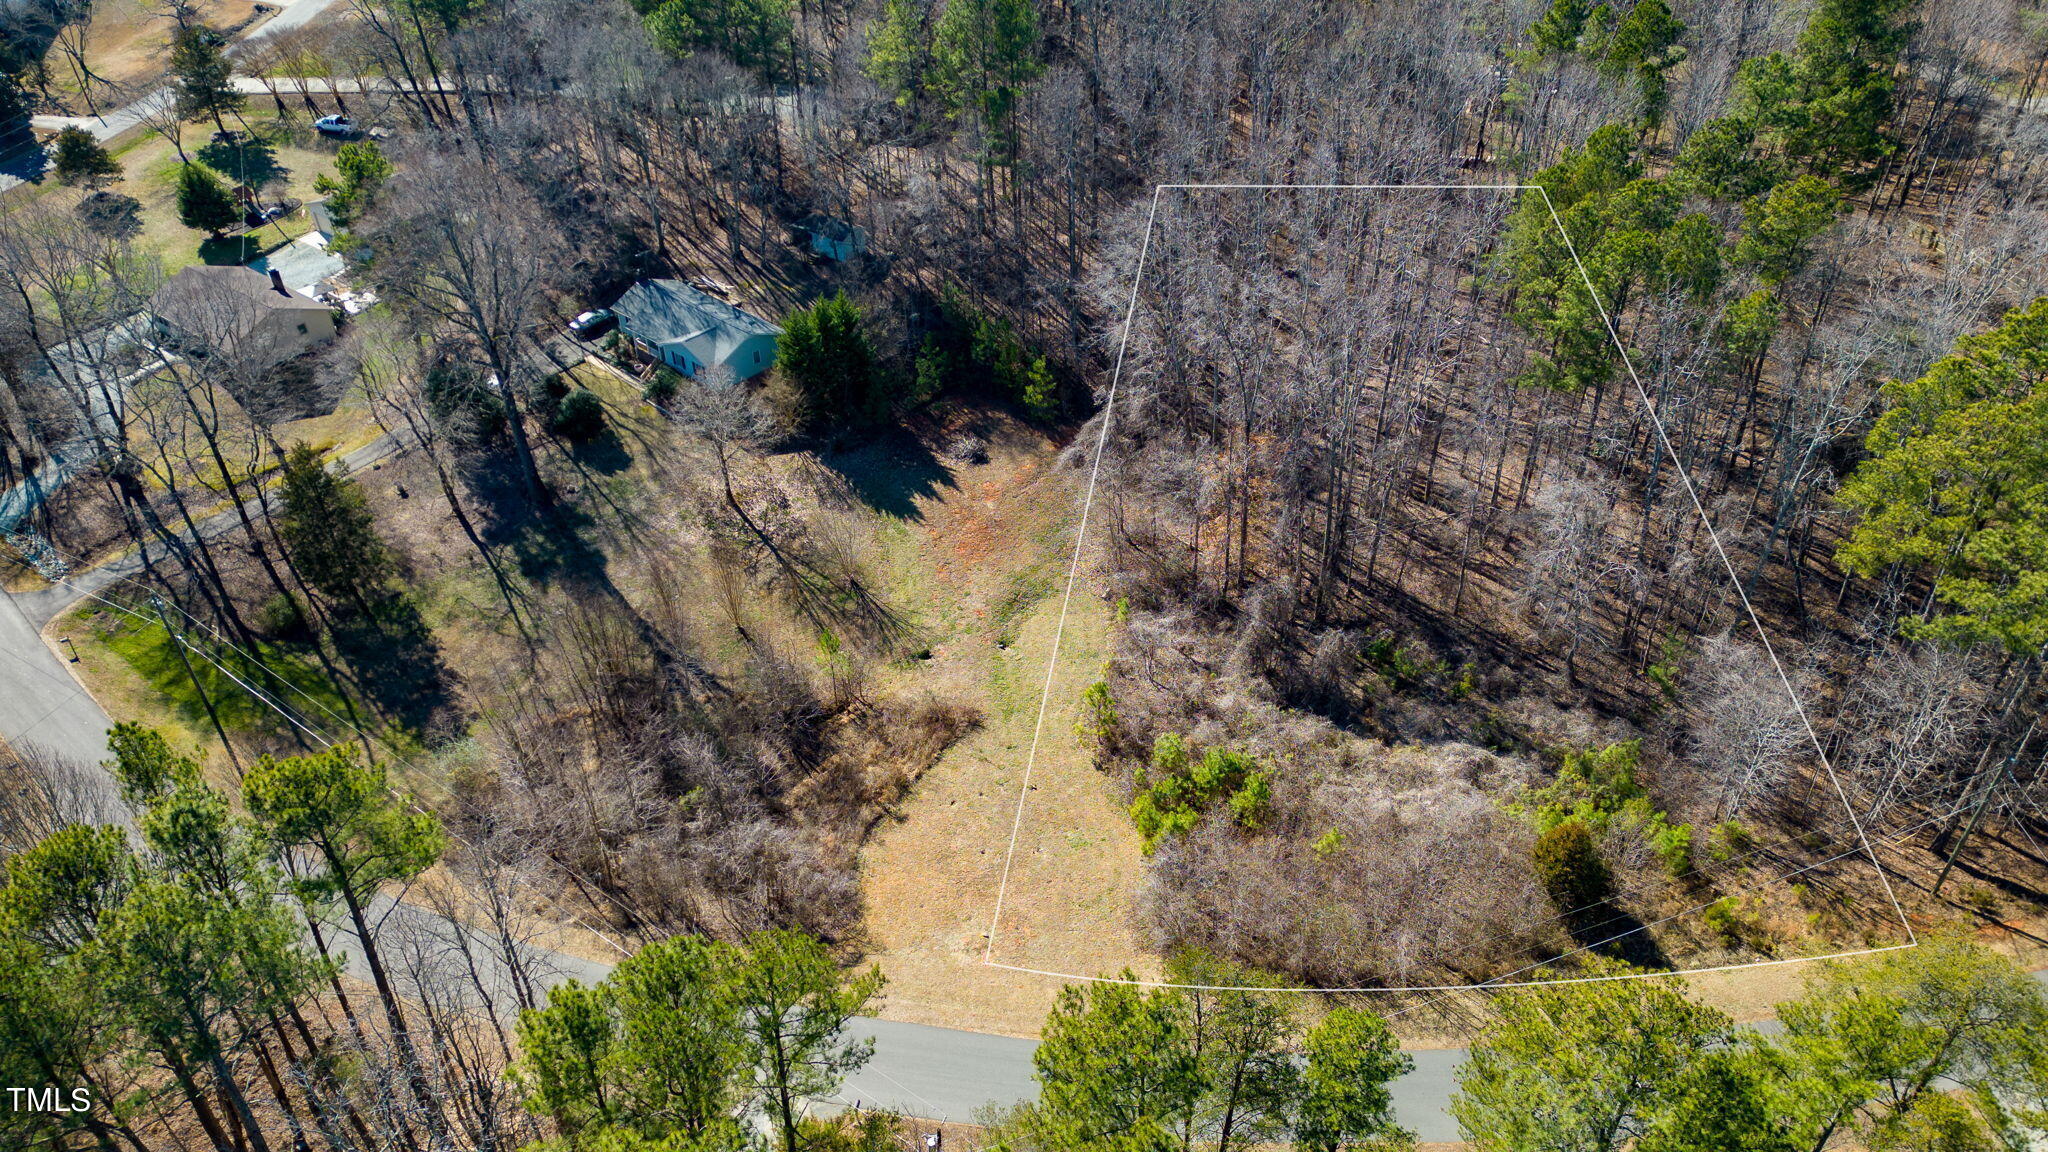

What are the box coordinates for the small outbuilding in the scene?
[612,279,781,383]
[799,215,869,262]
[149,265,336,366]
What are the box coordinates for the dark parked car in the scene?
[568,308,616,338]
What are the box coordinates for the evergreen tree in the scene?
[243,745,446,1121]
[1452,971,1733,1152]
[1732,175,1841,285]
[97,876,315,1152]
[175,162,239,238]
[51,126,118,187]
[1020,973,1202,1152]
[1297,1008,1415,1152]
[1674,117,1780,201]
[1527,0,1591,55]
[1769,938,2048,1150]
[930,0,1043,169]
[733,930,883,1152]
[170,25,242,135]
[516,936,752,1147]
[277,441,396,616]
[1164,951,1301,1152]
[516,931,876,1152]
[865,0,941,109]
[1531,817,1611,913]
[777,291,879,425]
[313,140,393,226]
[1837,297,2048,653]
[1729,0,1917,187]
[641,0,796,83]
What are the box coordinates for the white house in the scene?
[612,279,780,383]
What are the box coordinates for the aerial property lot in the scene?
[982,181,1957,993]
[6,0,2048,1148]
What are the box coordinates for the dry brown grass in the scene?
[853,413,1158,1037]
[38,0,267,114]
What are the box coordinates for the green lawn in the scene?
[76,598,366,749]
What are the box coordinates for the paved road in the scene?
[3,0,348,191]
[0,459,1475,1136]
[7,454,2045,1145]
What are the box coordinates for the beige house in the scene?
[150,265,337,366]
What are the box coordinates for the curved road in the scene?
[0,520,1470,1140]
[5,456,2043,1143]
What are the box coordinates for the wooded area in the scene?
[3,0,2048,1146]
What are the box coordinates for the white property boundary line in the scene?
[978,181,1917,993]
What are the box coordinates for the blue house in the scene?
[612,279,781,384]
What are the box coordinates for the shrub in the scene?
[1129,736,1263,852]
[255,593,311,642]
[551,389,607,441]
[1707,821,1753,863]
[645,366,682,406]
[1700,896,1756,946]
[1077,680,1117,742]
[1648,817,1693,877]
[1532,818,1610,913]
[1227,771,1271,829]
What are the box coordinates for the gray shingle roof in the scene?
[613,280,780,368]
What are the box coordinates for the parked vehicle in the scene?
[314,115,357,138]
[568,308,616,338]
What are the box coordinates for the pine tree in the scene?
[51,126,119,187]
[1732,175,1841,285]
[313,140,392,226]
[733,930,883,1152]
[1837,297,2048,653]
[776,291,879,426]
[1451,971,1732,1152]
[1020,973,1201,1152]
[865,0,940,109]
[1297,1008,1415,1152]
[930,0,1043,170]
[277,442,395,617]
[175,163,239,238]
[170,25,242,135]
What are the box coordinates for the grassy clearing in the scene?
[61,595,366,761]
[34,0,265,114]
[11,114,337,274]
[850,415,1157,1036]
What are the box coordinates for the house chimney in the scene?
[269,269,290,296]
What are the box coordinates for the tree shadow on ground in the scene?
[0,119,45,185]
[1565,903,1672,971]
[197,133,288,191]
[816,425,956,521]
[329,595,464,741]
[200,234,270,265]
[565,427,633,476]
